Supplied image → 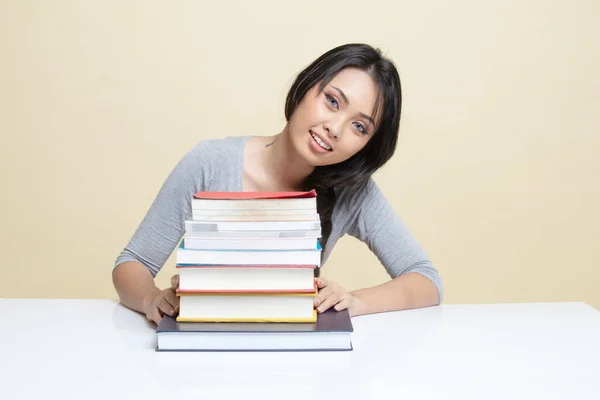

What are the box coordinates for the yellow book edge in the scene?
[176,310,318,323]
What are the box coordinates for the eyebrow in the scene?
[331,85,375,126]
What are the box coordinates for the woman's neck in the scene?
[258,128,314,192]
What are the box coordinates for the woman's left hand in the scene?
[314,277,356,315]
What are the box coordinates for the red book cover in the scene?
[193,190,316,200]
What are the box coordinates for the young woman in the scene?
[112,43,443,325]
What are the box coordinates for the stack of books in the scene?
[155,190,353,352]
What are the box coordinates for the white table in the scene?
[0,299,599,399]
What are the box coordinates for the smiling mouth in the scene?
[310,131,332,151]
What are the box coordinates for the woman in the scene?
[113,43,443,325]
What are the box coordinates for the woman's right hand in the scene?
[143,277,179,324]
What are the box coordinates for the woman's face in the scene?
[288,67,380,167]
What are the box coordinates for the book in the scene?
[176,264,317,292]
[156,308,353,352]
[191,190,317,211]
[191,208,317,217]
[182,237,319,251]
[176,289,317,323]
[193,190,317,200]
[175,241,322,266]
[181,229,322,239]
[184,220,321,232]
[191,212,320,222]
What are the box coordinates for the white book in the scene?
[176,265,317,292]
[191,209,317,216]
[176,292,316,322]
[191,213,320,222]
[175,242,322,266]
[183,237,318,250]
[191,197,316,211]
[182,229,322,239]
[184,220,321,233]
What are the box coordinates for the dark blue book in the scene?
[155,308,353,352]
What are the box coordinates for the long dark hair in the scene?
[284,43,402,254]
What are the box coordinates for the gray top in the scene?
[114,135,443,303]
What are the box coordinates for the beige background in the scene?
[1,1,599,309]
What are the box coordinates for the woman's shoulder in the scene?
[175,135,249,191]
[166,135,248,180]
[188,135,249,157]
[178,135,248,169]
[335,177,383,209]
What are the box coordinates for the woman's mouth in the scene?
[310,131,332,151]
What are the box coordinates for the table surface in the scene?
[1,299,599,399]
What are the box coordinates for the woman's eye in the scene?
[353,122,367,134]
[325,94,338,109]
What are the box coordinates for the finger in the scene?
[315,284,335,307]
[157,298,176,316]
[171,274,179,290]
[315,277,329,289]
[164,289,180,313]
[315,278,340,307]
[316,292,340,313]
[147,307,163,325]
[334,296,350,311]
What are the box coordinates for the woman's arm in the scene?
[113,261,159,314]
[113,262,179,324]
[347,179,443,305]
[314,178,443,315]
[112,142,209,322]
[315,271,439,317]
[350,272,439,316]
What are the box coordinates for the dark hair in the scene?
[284,43,402,258]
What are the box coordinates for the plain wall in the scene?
[1,0,599,309]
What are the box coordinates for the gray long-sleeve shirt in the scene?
[114,135,443,303]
